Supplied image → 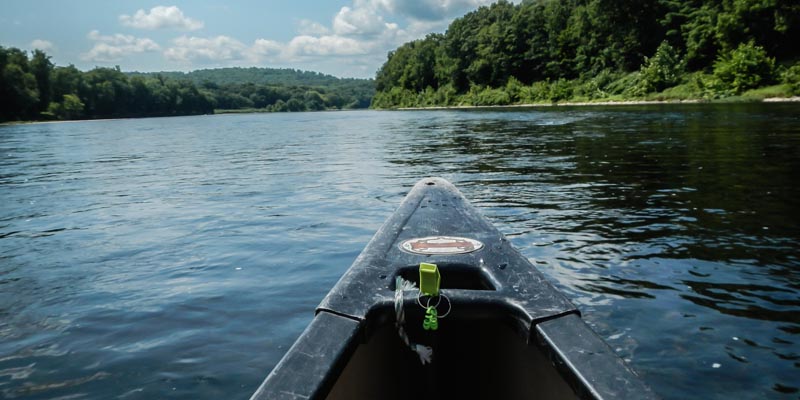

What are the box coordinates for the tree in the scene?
[713,41,775,94]
[30,49,53,113]
[443,1,517,90]
[51,65,83,103]
[1,47,39,120]
[636,41,686,93]
[1,62,39,120]
[1,47,224,120]
[285,97,305,112]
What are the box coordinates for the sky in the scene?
[0,0,500,79]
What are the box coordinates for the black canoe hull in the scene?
[251,178,657,400]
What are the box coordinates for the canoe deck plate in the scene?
[400,236,484,255]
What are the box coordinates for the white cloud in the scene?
[251,39,283,59]
[297,19,330,36]
[164,35,247,63]
[375,0,497,21]
[286,35,369,58]
[30,39,54,51]
[155,0,502,77]
[163,34,369,66]
[300,0,486,70]
[120,6,203,31]
[82,30,160,62]
[333,6,391,37]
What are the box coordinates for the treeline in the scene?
[191,80,372,112]
[1,48,374,122]
[132,67,375,111]
[1,47,214,122]
[134,67,372,87]
[373,0,800,108]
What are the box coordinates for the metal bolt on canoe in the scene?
[250,178,658,400]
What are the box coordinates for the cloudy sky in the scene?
[1,0,498,78]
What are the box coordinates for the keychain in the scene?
[423,306,438,330]
[418,263,450,331]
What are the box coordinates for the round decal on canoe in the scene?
[400,236,484,255]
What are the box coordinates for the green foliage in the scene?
[48,94,85,120]
[687,72,732,99]
[505,77,524,103]
[373,0,796,108]
[573,70,623,99]
[520,81,553,103]
[681,4,720,69]
[285,97,306,112]
[636,41,686,94]
[371,86,418,109]
[133,67,368,87]
[376,34,442,93]
[30,50,53,112]
[134,66,374,112]
[1,62,39,119]
[62,93,85,118]
[595,72,641,97]
[0,47,215,121]
[780,63,800,95]
[713,41,775,94]
[272,99,288,112]
[1,46,371,122]
[432,84,459,106]
[548,78,574,102]
[1,47,40,120]
[462,85,512,106]
[739,84,795,100]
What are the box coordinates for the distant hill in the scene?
[130,67,372,87]
[1,45,377,123]
[129,66,375,112]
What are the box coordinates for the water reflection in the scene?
[1,105,798,399]
[384,104,800,398]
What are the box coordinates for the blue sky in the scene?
[1,0,498,78]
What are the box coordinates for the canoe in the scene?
[250,178,657,399]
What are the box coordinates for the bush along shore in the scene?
[371,0,800,109]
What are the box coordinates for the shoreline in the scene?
[396,96,800,111]
[0,113,213,127]
[3,97,799,126]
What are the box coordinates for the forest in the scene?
[372,0,800,108]
[131,68,374,111]
[0,48,374,122]
[133,67,372,87]
[5,0,800,120]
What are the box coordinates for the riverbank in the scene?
[0,114,213,127]
[0,108,355,126]
[4,96,799,126]
[395,96,800,110]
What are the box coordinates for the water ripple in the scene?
[1,105,799,399]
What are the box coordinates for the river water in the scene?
[1,104,798,399]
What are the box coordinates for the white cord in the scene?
[394,276,433,365]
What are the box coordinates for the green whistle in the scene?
[423,306,438,331]
[419,262,440,297]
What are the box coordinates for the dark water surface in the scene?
[1,104,798,399]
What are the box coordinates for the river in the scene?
[1,104,798,399]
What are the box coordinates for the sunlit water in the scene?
[1,104,798,399]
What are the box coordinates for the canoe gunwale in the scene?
[317,177,578,327]
[250,178,658,400]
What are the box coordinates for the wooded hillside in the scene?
[0,50,374,122]
[372,0,800,107]
[132,68,374,111]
